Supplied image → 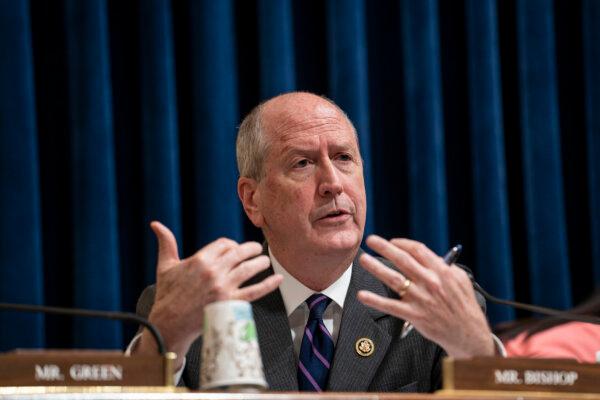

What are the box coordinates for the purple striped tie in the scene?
[297,294,334,391]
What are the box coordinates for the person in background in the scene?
[500,292,600,363]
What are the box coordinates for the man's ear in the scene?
[238,177,264,227]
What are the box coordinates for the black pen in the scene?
[400,244,463,339]
[443,244,462,265]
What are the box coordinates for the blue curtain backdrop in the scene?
[0,0,598,350]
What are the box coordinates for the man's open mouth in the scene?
[319,210,350,220]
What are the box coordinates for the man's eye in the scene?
[294,159,310,168]
[336,153,353,162]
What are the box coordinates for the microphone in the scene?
[472,283,600,325]
[0,302,166,355]
[446,244,600,325]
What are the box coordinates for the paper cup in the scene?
[200,300,268,390]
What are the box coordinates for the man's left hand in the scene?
[357,235,495,358]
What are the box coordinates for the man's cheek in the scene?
[274,183,305,202]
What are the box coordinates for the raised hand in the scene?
[357,235,494,358]
[134,221,283,368]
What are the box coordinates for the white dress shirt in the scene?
[268,248,352,356]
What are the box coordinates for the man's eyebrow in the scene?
[329,142,357,151]
[321,140,360,155]
[279,143,358,159]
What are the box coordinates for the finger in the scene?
[356,290,416,321]
[360,253,430,302]
[365,235,437,283]
[187,237,239,265]
[151,221,180,271]
[390,238,446,273]
[235,274,283,302]
[228,255,271,286]
[218,241,264,270]
[446,265,476,299]
[360,253,408,293]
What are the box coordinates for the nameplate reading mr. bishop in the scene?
[443,357,600,394]
[494,368,578,386]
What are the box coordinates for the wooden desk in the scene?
[1,388,599,400]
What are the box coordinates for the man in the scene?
[132,92,495,391]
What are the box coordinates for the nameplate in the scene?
[442,357,600,394]
[0,350,175,387]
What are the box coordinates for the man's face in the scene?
[244,95,367,259]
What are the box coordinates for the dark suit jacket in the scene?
[136,250,482,392]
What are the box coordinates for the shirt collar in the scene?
[269,247,353,316]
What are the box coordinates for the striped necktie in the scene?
[297,294,334,391]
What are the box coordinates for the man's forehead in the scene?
[262,94,353,142]
[263,94,339,125]
[262,92,331,112]
[278,130,358,154]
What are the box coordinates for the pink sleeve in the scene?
[504,322,600,363]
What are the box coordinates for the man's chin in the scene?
[313,231,362,254]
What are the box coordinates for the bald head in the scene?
[236,92,358,181]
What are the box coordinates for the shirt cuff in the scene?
[492,333,507,357]
[125,333,186,385]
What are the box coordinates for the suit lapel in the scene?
[251,268,298,391]
[327,251,393,391]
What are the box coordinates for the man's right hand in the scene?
[132,221,283,370]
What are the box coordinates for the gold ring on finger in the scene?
[398,279,412,298]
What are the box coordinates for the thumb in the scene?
[150,221,180,270]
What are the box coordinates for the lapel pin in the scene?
[355,337,375,357]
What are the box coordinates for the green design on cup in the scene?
[241,321,257,342]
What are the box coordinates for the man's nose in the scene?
[318,159,343,197]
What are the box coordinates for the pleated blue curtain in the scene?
[139,0,182,285]
[516,0,571,309]
[258,0,296,97]
[399,0,449,254]
[187,0,243,248]
[1,0,599,350]
[0,0,45,349]
[65,0,122,348]
[465,0,515,322]
[583,0,600,285]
